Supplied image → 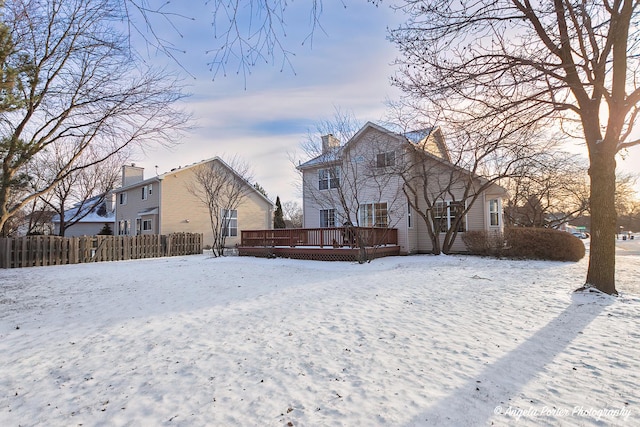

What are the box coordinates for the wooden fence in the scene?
[0,233,203,269]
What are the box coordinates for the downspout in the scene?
[157,178,163,235]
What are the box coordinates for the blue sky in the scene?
[130,2,640,204]
[130,2,404,204]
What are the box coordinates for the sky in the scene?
[129,2,640,205]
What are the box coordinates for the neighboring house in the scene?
[114,158,273,248]
[297,122,508,254]
[52,194,115,236]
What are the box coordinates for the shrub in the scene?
[503,227,585,262]
[97,223,113,235]
[462,230,506,257]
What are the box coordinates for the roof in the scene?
[52,195,114,224]
[296,121,508,197]
[297,122,447,170]
[116,157,274,206]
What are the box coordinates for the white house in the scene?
[297,122,507,254]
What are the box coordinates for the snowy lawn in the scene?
[1,239,639,426]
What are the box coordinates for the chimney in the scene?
[122,163,144,186]
[321,134,340,154]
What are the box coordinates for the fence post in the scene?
[0,238,9,268]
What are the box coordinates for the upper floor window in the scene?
[376,151,395,168]
[318,168,340,190]
[359,202,388,228]
[118,192,127,205]
[434,200,466,233]
[142,184,153,200]
[489,199,500,227]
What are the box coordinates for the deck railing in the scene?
[240,227,398,248]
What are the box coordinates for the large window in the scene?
[143,219,152,231]
[318,168,340,190]
[376,151,395,168]
[221,209,238,237]
[489,199,500,227]
[118,192,127,205]
[359,202,388,227]
[320,209,336,228]
[433,200,466,232]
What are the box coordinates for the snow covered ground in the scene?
[1,238,639,426]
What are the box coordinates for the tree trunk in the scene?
[585,151,617,295]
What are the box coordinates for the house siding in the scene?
[115,181,160,235]
[159,165,272,247]
[115,158,273,248]
[298,122,508,255]
[55,222,111,237]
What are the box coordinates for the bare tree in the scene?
[186,157,254,257]
[122,1,383,81]
[35,145,126,236]
[392,117,537,254]
[616,172,639,218]
[504,152,590,228]
[282,200,303,228]
[390,0,640,294]
[0,0,189,235]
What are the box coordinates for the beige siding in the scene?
[159,165,272,248]
[114,159,272,247]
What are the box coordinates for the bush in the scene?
[462,230,506,257]
[503,227,585,262]
[463,227,585,262]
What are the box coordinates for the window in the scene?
[118,220,130,235]
[433,200,466,233]
[489,199,500,227]
[358,202,388,227]
[318,168,340,190]
[143,219,152,231]
[221,209,238,237]
[407,202,413,228]
[376,151,395,168]
[141,184,153,200]
[118,192,127,205]
[320,209,336,228]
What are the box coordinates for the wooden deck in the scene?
[238,227,400,261]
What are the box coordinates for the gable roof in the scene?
[116,157,274,206]
[52,194,114,224]
[297,121,450,170]
[296,121,508,197]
